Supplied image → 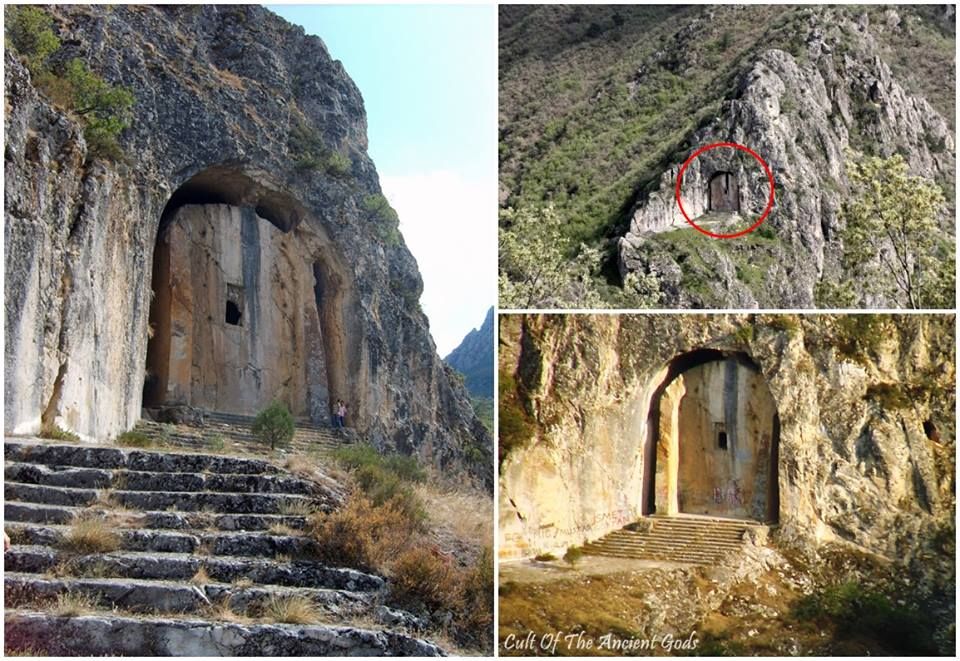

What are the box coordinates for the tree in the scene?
[498,205,603,309]
[63,58,135,158]
[826,153,953,309]
[252,402,295,450]
[4,5,60,74]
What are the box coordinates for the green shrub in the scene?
[326,151,351,176]
[563,545,583,567]
[288,119,329,170]
[114,430,153,448]
[533,552,557,562]
[63,58,134,160]
[5,5,60,74]
[207,434,226,452]
[792,581,937,654]
[332,444,426,524]
[252,401,295,450]
[362,193,401,245]
[40,423,80,443]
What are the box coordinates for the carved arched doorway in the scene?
[643,350,779,522]
[142,167,346,422]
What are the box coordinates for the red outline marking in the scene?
[674,142,776,239]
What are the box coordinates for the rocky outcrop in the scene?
[4,5,489,481]
[618,7,955,308]
[498,314,955,577]
[445,307,495,399]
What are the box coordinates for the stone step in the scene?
[4,440,283,475]
[597,537,744,551]
[5,462,318,495]
[6,546,383,592]
[4,573,375,620]
[4,611,441,656]
[5,501,309,531]
[604,534,744,548]
[583,517,759,565]
[6,523,316,557]
[584,540,726,556]
[583,547,718,565]
[5,482,324,515]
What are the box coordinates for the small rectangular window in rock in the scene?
[225,284,244,326]
[715,423,728,450]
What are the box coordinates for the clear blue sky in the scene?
[269,4,497,354]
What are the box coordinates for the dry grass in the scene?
[53,591,98,617]
[90,489,127,511]
[307,492,415,572]
[415,481,493,563]
[190,565,210,585]
[59,517,121,554]
[262,594,320,625]
[231,576,254,589]
[5,526,27,545]
[267,522,299,537]
[194,540,215,556]
[207,595,250,623]
[277,499,315,517]
[274,553,293,564]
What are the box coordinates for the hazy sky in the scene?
[270,4,497,355]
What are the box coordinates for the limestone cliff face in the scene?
[618,7,955,308]
[498,314,955,577]
[4,5,490,482]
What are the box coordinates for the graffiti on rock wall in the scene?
[713,479,744,507]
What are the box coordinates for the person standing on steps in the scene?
[332,399,343,428]
[337,400,347,428]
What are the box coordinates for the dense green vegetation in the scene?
[4,5,135,161]
[498,5,955,306]
[792,581,938,655]
[817,153,954,308]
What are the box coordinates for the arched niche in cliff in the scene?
[643,349,779,523]
[143,167,354,423]
[707,171,740,213]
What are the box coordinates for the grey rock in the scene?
[4,612,444,656]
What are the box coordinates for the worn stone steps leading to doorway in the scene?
[3,437,442,656]
[583,516,766,565]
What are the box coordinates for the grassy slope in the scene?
[499,4,955,251]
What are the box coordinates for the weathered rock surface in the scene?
[618,7,955,308]
[4,4,489,483]
[5,613,443,656]
[498,314,955,580]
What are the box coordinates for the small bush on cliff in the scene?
[362,193,401,245]
[252,402,295,450]
[63,58,135,160]
[326,151,352,177]
[4,5,60,74]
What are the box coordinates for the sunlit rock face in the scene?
[666,359,778,521]
[498,314,954,569]
[144,204,330,419]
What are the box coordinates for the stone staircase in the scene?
[3,438,442,656]
[582,515,766,565]
[132,409,351,456]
